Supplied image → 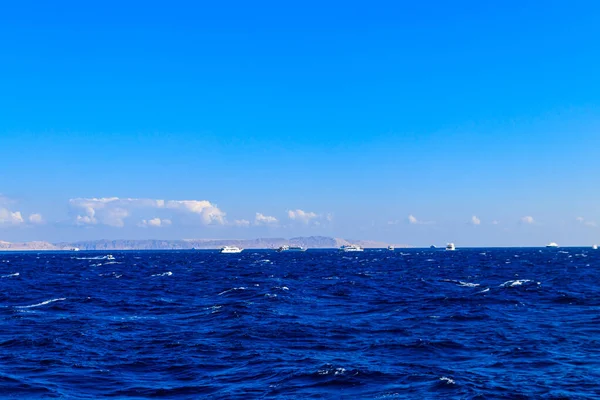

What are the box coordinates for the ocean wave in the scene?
[442,279,480,287]
[500,279,539,287]
[1,272,19,278]
[217,287,247,296]
[14,298,66,309]
[439,376,456,385]
[74,254,116,261]
[151,271,173,277]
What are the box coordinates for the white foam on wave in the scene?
[99,272,122,278]
[442,279,480,287]
[1,272,19,278]
[500,279,539,287]
[74,254,116,261]
[15,298,66,309]
[440,376,455,384]
[458,281,480,287]
[218,287,247,296]
[318,367,346,376]
[151,271,173,277]
[477,288,490,294]
[274,286,289,291]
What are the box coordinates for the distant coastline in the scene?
[0,237,408,251]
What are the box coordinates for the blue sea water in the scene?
[0,248,599,399]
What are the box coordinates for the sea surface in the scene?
[0,248,599,399]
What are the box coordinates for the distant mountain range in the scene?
[0,237,408,251]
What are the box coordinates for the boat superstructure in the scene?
[220,246,243,254]
[546,242,559,248]
[593,244,598,250]
[340,244,364,252]
[387,245,395,251]
[277,245,306,252]
[445,243,456,251]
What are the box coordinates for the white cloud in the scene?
[138,218,172,228]
[288,209,318,224]
[492,220,499,225]
[520,216,535,224]
[576,216,597,228]
[470,215,481,225]
[69,197,226,227]
[407,214,434,225]
[164,200,225,225]
[28,213,44,224]
[255,212,278,226]
[0,208,24,226]
[233,219,250,227]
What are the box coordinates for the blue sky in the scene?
[1,1,599,246]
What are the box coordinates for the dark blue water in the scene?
[1,248,599,399]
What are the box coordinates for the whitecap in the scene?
[218,287,247,296]
[15,298,66,309]
[99,272,122,278]
[442,279,479,287]
[477,288,490,294]
[1,272,19,278]
[500,279,532,287]
[458,281,480,287]
[318,367,346,376]
[74,254,115,261]
[440,376,455,384]
[265,293,278,298]
[274,286,289,291]
[151,271,173,277]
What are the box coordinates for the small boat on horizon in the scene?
[340,244,364,252]
[220,246,243,254]
[387,245,394,251]
[546,242,559,248]
[593,244,598,250]
[446,243,455,251]
[277,245,305,252]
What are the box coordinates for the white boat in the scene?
[445,243,456,251]
[593,244,598,250]
[387,245,395,251]
[220,246,243,254]
[546,242,559,248]
[277,245,305,252]
[339,244,364,252]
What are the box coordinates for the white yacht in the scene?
[445,243,456,251]
[546,242,559,248]
[277,245,305,252]
[339,244,364,252]
[387,245,395,251]
[220,246,243,254]
[592,244,598,250]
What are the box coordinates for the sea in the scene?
[0,248,599,399]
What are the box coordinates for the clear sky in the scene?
[1,1,599,246]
